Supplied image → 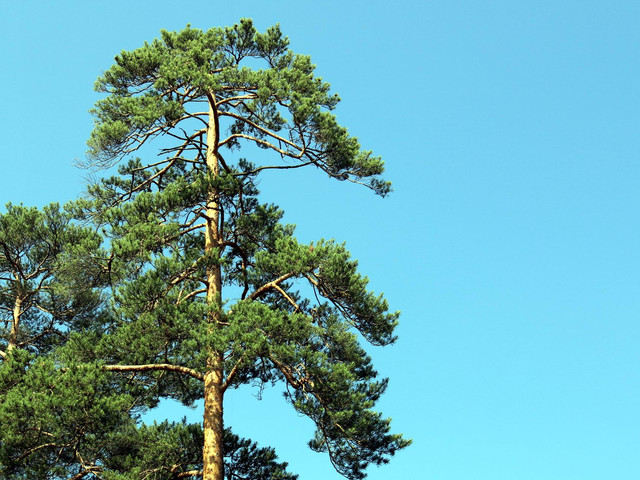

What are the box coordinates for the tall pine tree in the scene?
[0,19,409,480]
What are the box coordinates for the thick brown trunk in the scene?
[203,355,224,480]
[202,96,224,480]
[7,296,22,353]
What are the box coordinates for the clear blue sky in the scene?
[2,1,640,479]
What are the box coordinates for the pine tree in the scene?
[1,19,410,480]
[0,203,103,360]
[0,204,298,479]
[82,19,409,480]
[0,203,136,479]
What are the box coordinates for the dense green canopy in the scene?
[0,19,409,480]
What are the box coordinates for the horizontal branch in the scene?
[233,160,315,177]
[68,467,101,480]
[219,110,302,151]
[248,272,296,300]
[17,442,61,462]
[104,363,204,381]
[177,470,202,478]
[216,94,257,106]
[219,133,299,158]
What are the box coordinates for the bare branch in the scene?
[177,288,207,305]
[233,160,315,177]
[215,94,257,107]
[222,353,246,391]
[104,363,204,381]
[176,470,202,478]
[273,284,300,312]
[219,133,300,158]
[217,111,303,153]
[304,273,319,287]
[16,442,62,462]
[178,222,207,237]
[67,466,102,480]
[248,272,297,300]
[131,157,174,172]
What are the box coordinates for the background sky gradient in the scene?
[2,1,639,479]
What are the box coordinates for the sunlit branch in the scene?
[215,94,258,107]
[249,272,297,300]
[222,353,246,391]
[104,363,204,381]
[177,288,207,305]
[131,158,174,172]
[67,465,102,480]
[159,128,207,155]
[273,284,300,312]
[176,470,202,479]
[218,110,303,152]
[219,133,297,158]
[17,442,65,462]
[233,160,315,177]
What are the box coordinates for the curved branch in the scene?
[177,288,207,305]
[219,133,300,158]
[218,110,303,152]
[270,357,302,389]
[17,442,63,462]
[273,284,300,312]
[248,272,297,300]
[215,94,257,107]
[233,160,315,177]
[67,466,102,480]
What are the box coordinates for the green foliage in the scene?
[1,19,408,480]
[0,348,297,479]
[0,350,136,479]
[0,203,106,356]
[86,19,390,196]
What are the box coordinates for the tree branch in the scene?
[219,133,300,158]
[270,358,301,389]
[273,284,300,312]
[233,160,315,177]
[215,94,257,107]
[177,288,207,305]
[67,466,102,480]
[104,363,204,381]
[222,353,246,392]
[248,272,297,300]
[176,470,202,478]
[16,442,61,462]
[218,110,302,152]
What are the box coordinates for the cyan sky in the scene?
[2,1,639,479]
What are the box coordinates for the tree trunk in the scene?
[202,96,224,480]
[203,356,224,480]
[7,295,22,353]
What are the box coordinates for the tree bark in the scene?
[202,95,225,480]
[7,295,22,353]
